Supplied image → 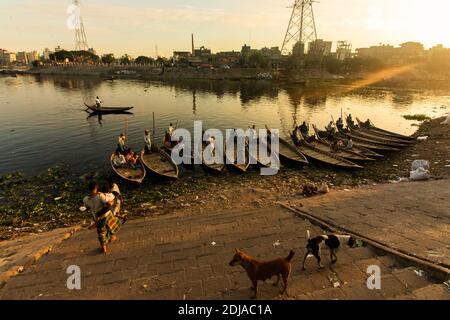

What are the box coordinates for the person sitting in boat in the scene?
[126,149,139,166]
[83,181,125,254]
[117,133,128,154]
[345,138,353,150]
[346,114,355,128]
[363,119,372,128]
[95,96,102,109]
[144,129,152,152]
[326,121,336,135]
[336,117,344,131]
[299,122,310,139]
[113,151,127,167]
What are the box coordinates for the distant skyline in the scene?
[1,0,450,57]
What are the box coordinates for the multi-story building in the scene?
[173,51,191,62]
[43,48,53,60]
[26,51,39,63]
[308,39,332,58]
[215,51,241,67]
[16,51,28,64]
[0,50,17,64]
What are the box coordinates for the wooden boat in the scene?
[291,130,363,169]
[348,127,413,145]
[140,146,179,180]
[110,152,146,184]
[201,141,225,174]
[265,125,308,167]
[356,117,416,141]
[338,129,407,148]
[162,134,195,169]
[305,134,374,162]
[335,132,400,152]
[224,138,250,173]
[84,103,134,113]
[313,125,383,158]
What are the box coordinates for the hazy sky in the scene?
[1,0,450,57]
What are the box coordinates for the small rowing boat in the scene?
[338,129,408,148]
[306,134,374,162]
[356,117,416,141]
[140,146,179,180]
[201,141,225,174]
[313,125,383,158]
[264,125,308,167]
[110,152,146,184]
[84,103,134,113]
[224,137,250,173]
[292,130,363,169]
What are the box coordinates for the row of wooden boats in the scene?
[110,118,416,184]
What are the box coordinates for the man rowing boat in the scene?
[95,96,102,110]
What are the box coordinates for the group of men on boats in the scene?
[294,115,355,153]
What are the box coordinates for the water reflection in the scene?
[0,75,448,175]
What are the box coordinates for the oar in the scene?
[152,112,156,147]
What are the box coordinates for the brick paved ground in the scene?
[289,180,450,268]
[0,205,448,300]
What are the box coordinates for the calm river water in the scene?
[0,75,448,175]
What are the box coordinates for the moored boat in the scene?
[224,138,250,173]
[110,152,146,184]
[348,127,413,145]
[339,129,408,148]
[291,130,363,169]
[313,125,383,158]
[201,140,225,174]
[264,125,308,167]
[356,117,416,141]
[140,146,179,180]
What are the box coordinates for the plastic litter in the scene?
[440,115,450,125]
[411,160,430,171]
[54,197,62,201]
[79,206,87,212]
[273,240,281,247]
[417,136,429,141]
[410,167,431,181]
[317,183,330,194]
[414,269,425,277]
[211,241,216,246]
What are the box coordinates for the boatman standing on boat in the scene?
[326,121,336,136]
[144,129,152,152]
[168,123,175,136]
[346,114,355,128]
[336,117,344,131]
[117,133,128,154]
[95,96,102,110]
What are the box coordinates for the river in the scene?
[0,74,448,175]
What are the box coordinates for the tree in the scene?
[135,56,154,65]
[101,54,115,64]
[120,54,132,65]
[247,51,269,69]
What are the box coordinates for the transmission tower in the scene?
[281,0,318,55]
[73,0,89,51]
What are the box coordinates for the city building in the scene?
[308,39,332,58]
[26,51,39,63]
[43,48,53,60]
[16,51,28,64]
[0,49,17,64]
[215,51,241,67]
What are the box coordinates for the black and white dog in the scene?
[302,230,356,270]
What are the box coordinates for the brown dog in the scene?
[229,249,295,299]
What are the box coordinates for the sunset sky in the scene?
[1,0,450,57]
